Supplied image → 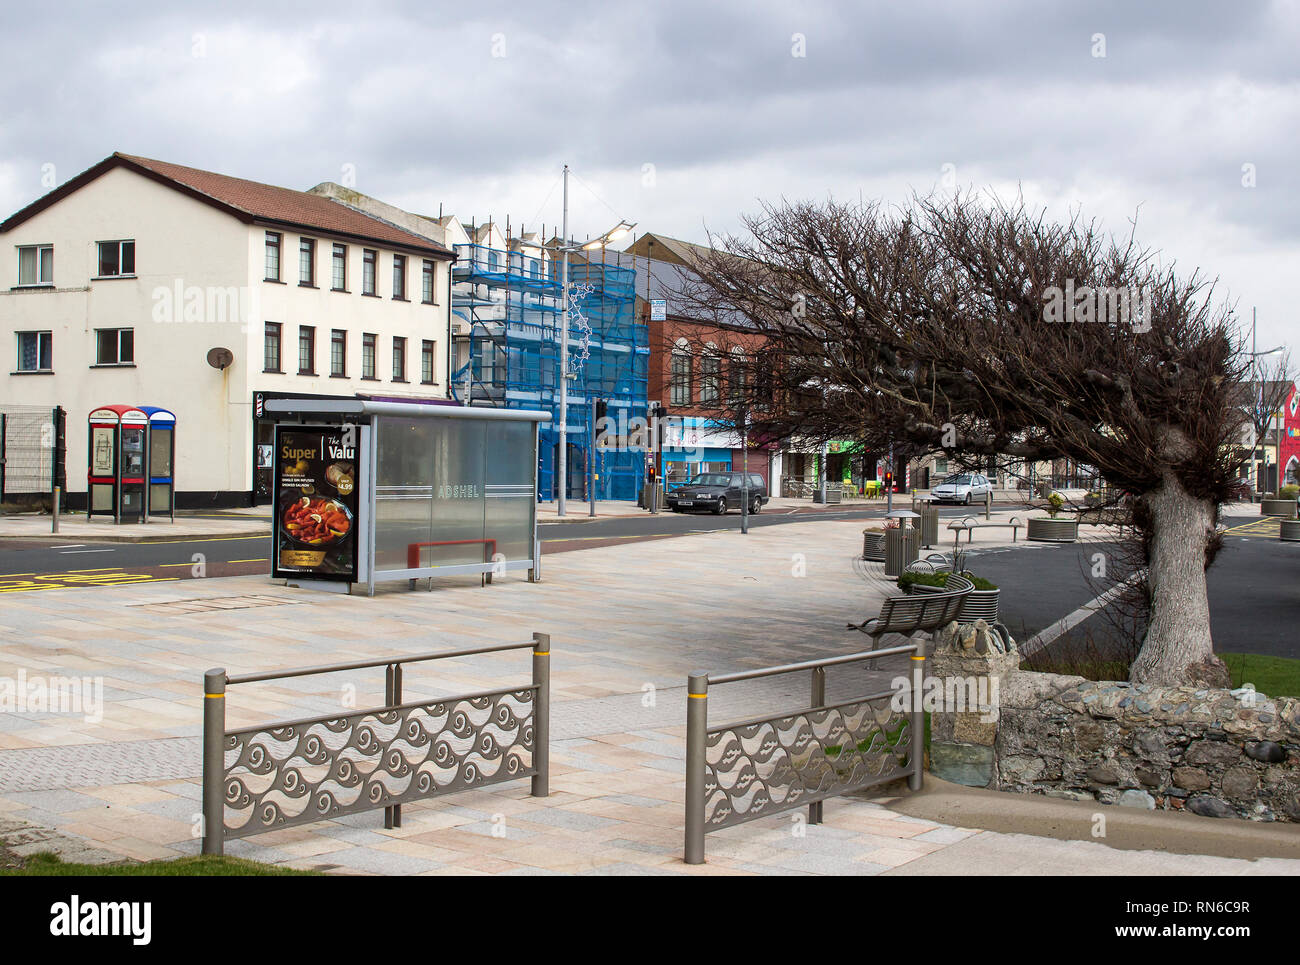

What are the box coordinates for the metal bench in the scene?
[847,573,973,649]
[947,515,1024,544]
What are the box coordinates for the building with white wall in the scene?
[0,152,456,506]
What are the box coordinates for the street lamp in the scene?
[1246,308,1284,496]
[552,164,636,516]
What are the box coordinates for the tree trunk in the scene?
[1128,478,1228,687]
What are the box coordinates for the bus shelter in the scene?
[262,398,549,595]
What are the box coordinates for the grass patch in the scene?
[1221,653,1300,699]
[1,852,320,877]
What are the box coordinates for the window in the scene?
[298,325,315,375]
[700,353,721,407]
[392,255,407,300]
[362,333,376,379]
[330,329,346,377]
[935,457,949,475]
[728,349,747,404]
[95,328,134,365]
[332,244,347,291]
[392,336,407,381]
[421,339,436,384]
[265,232,281,281]
[96,241,135,278]
[362,249,377,295]
[17,245,53,287]
[16,331,52,371]
[299,238,316,286]
[669,341,692,406]
[422,260,436,304]
[264,323,282,372]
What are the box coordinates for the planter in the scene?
[862,530,886,561]
[1281,519,1300,542]
[1261,499,1298,519]
[911,580,1000,624]
[1026,517,1079,542]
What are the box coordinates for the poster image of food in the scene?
[271,425,359,581]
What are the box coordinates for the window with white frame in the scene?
[17,245,53,287]
[96,240,135,278]
[95,328,134,365]
[669,339,692,406]
[700,347,720,407]
[16,331,52,371]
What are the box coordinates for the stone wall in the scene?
[997,673,1300,821]
[924,623,1300,822]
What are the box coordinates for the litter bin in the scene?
[919,505,939,548]
[884,527,919,577]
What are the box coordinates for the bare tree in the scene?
[1240,350,1294,493]
[679,194,1249,687]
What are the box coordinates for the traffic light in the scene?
[884,471,893,491]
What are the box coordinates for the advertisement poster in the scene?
[271,424,359,582]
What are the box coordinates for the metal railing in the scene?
[684,642,926,864]
[202,633,551,855]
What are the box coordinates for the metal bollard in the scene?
[51,485,60,534]
[384,663,404,828]
[809,666,825,825]
[909,642,927,791]
[202,668,227,855]
[684,671,709,864]
[531,632,550,797]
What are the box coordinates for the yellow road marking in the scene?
[228,558,269,563]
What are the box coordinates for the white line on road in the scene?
[1021,574,1141,656]
[59,549,116,555]
[51,544,85,549]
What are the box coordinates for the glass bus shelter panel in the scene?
[425,418,488,568]
[483,420,536,564]
[373,416,437,574]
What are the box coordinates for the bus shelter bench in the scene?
[846,573,973,650]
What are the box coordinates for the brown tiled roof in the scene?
[1,152,454,258]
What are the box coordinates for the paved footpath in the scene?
[1,518,1295,874]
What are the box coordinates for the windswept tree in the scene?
[679,195,1249,687]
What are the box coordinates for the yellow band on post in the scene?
[910,655,926,661]
[205,693,225,698]
[534,651,550,656]
[688,693,708,699]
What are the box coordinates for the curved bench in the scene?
[847,573,973,650]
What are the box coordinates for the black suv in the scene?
[666,472,769,515]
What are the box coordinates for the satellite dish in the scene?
[206,347,235,370]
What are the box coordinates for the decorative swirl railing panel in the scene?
[704,695,913,831]
[222,688,536,838]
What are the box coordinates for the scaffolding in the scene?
[451,239,648,501]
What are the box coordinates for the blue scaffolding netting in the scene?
[450,243,649,501]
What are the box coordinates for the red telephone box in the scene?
[87,405,148,523]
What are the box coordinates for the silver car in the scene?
[931,473,993,505]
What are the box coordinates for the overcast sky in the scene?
[1,0,1296,353]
